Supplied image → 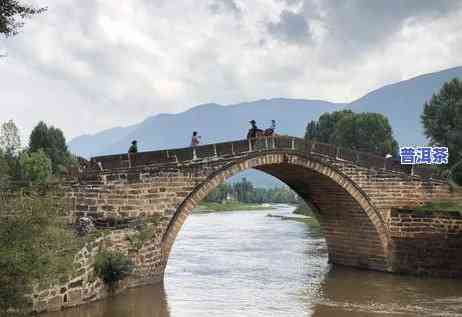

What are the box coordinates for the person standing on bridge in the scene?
[264,120,276,136]
[191,131,201,147]
[247,120,262,139]
[128,140,138,168]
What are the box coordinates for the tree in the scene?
[0,120,22,183]
[233,178,255,203]
[19,149,52,183]
[333,113,398,156]
[305,110,399,156]
[206,183,232,203]
[0,120,21,156]
[0,0,46,37]
[422,78,462,184]
[29,121,71,174]
[306,110,353,144]
[305,120,319,141]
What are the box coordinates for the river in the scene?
[44,205,462,317]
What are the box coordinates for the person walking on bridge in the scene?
[191,131,201,147]
[128,140,138,168]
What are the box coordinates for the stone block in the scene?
[48,295,63,311]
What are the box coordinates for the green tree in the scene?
[0,0,46,37]
[306,110,353,143]
[333,112,398,156]
[205,178,300,205]
[305,110,398,156]
[422,78,462,184]
[305,120,319,140]
[29,121,71,174]
[233,178,255,203]
[206,183,232,203]
[19,149,52,183]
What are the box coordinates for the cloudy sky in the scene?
[1,0,462,141]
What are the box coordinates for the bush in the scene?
[0,190,75,315]
[19,149,52,183]
[94,250,133,288]
[127,226,152,250]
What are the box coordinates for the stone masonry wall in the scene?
[388,208,462,277]
[31,227,164,314]
[69,171,205,221]
[331,161,459,218]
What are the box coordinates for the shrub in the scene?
[94,250,133,288]
[127,225,152,250]
[19,149,52,183]
[0,190,75,315]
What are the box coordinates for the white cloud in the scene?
[1,0,461,142]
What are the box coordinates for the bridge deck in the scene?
[85,136,438,179]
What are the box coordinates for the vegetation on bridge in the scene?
[94,250,134,289]
[414,200,462,214]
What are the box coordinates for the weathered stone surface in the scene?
[47,295,63,311]
[388,208,462,277]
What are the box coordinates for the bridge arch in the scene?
[162,151,391,272]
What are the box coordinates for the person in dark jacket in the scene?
[128,140,138,167]
[247,120,263,139]
[128,140,138,153]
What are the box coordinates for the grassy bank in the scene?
[414,200,462,214]
[195,201,276,212]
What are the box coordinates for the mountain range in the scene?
[69,66,462,186]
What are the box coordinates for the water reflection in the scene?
[43,207,462,317]
[45,284,170,317]
[308,266,462,316]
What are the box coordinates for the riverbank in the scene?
[194,201,277,212]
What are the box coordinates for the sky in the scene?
[1,0,462,142]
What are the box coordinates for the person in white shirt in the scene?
[191,131,201,147]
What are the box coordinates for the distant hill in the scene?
[349,66,462,146]
[69,66,462,186]
[70,98,342,158]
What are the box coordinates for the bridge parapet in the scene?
[86,136,440,180]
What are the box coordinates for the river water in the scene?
[45,205,462,317]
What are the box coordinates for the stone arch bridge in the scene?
[70,136,461,283]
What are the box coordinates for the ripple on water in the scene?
[42,206,462,317]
